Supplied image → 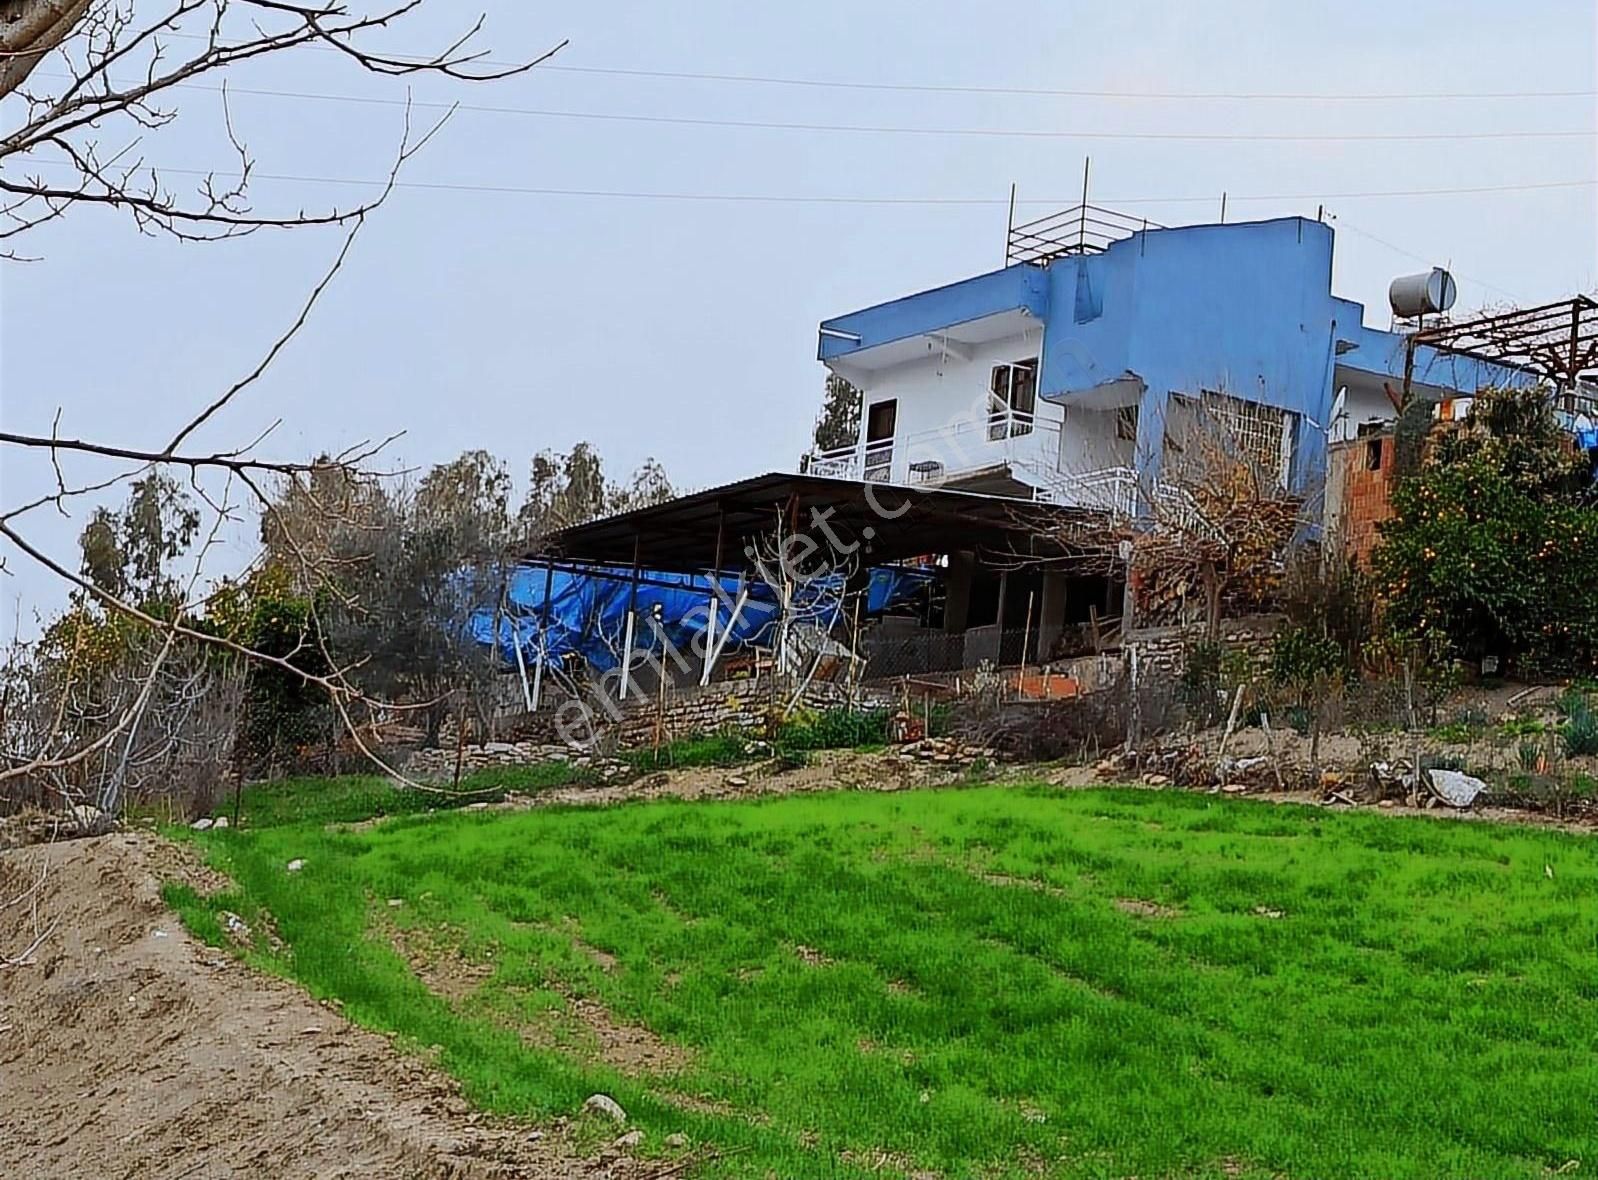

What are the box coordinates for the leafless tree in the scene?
[1133,391,1314,636]
[743,510,862,704]
[0,0,565,246]
[1021,391,1315,637]
[0,0,564,969]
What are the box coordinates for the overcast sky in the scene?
[2,0,1595,636]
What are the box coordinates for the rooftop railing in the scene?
[1005,204,1160,266]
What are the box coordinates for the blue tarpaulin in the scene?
[466,563,933,672]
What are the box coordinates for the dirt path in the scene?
[0,833,639,1180]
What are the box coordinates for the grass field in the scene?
[171,782,1598,1178]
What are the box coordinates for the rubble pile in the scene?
[895,737,999,766]
[403,741,629,783]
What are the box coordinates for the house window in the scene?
[1115,404,1139,442]
[988,358,1038,440]
[1166,391,1293,489]
[1365,436,1384,471]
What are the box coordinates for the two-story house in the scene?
[812,207,1527,515]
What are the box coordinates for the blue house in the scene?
[813,210,1527,513]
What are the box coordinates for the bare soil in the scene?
[0,833,649,1180]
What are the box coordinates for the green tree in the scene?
[517,443,674,537]
[77,469,200,608]
[416,449,513,558]
[811,373,862,454]
[1374,387,1598,673]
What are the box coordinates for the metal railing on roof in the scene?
[1006,204,1160,266]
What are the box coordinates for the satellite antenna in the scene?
[1305,387,1349,438]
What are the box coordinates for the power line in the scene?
[536,63,1598,103]
[148,30,1597,101]
[112,78,1595,143]
[46,161,1591,206]
[1329,216,1521,302]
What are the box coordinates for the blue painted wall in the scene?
[1330,297,1530,394]
[1034,218,1339,489]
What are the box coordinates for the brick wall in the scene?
[1327,431,1397,567]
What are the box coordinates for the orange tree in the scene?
[1374,388,1598,674]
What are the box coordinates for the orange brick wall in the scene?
[1330,433,1397,567]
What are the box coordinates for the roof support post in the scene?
[701,506,725,687]
[1402,337,1415,408]
[1567,299,1582,410]
[620,535,641,700]
[533,558,555,711]
[511,614,533,712]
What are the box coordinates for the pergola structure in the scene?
[1404,295,1598,405]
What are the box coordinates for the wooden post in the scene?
[1259,711,1287,791]
[699,586,749,687]
[654,650,668,761]
[452,697,467,788]
[621,536,642,700]
[1127,645,1142,752]
[1216,684,1246,783]
[620,611,636,701]
[849,592,863,712]
[1020,590,1036,671]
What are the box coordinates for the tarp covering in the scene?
[466,563,934,672]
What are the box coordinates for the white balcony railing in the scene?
[808,415,1073,495]
[807,416,1153,514]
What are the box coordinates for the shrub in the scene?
[1270,626,1343,698]
[779,708,890,752]
[1560,694,1598,757]
[629,731,750,771]
[1517,740,1543,773]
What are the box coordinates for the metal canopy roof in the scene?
[537,472,1104,573]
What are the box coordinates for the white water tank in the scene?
[1389,268,1458,318]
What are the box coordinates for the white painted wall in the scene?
[839,329,1061,484]
[1058,406,1134,474]
[1331,369,1399,442]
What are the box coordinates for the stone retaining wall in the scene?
[412,676,901,780]
[1125,614,1284,680]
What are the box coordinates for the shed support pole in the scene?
[535,559,555,710]
[511,617,533,712]
[621,537,641,701]
[703,588,749,685]
[702,507,725,687]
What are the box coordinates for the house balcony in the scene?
[804,414,1144,517]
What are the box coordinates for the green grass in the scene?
[209,761,588,828]
[624,709,893,774]
[171,784,1598,1178]
[626,730,757,773]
